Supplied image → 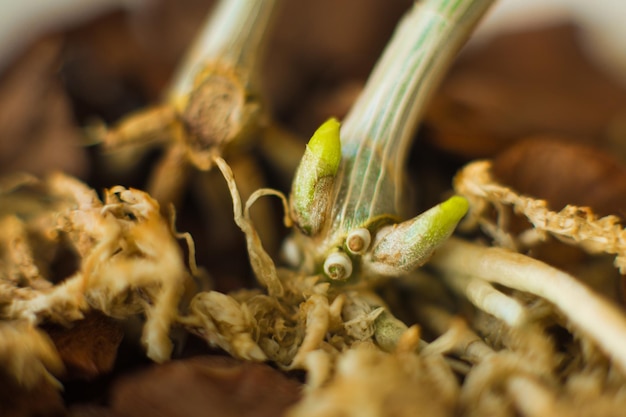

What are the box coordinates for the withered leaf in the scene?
[110,355,302,417]
[489,136,626,273]
[426,24,626,159]
[492,136,626,218]
[45,311,124,381]
[0,38,88,177]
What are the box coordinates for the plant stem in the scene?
[333,0,494,233]
[168,0,279,100]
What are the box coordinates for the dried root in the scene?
[186,157,626,417]
[180,159,413,383]
[287,345,458,417]
[180,290,266,361]
[0,172,193,384]
[455,160,626,272]
[3,156,626,417]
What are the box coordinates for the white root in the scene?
[412,304,494,365]
[420,321,468,358]
[431,237,626,374]
[506,376,564,417]
[442,272,528,327]
[459,352,555,417]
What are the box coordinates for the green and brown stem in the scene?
[290,0,494,281]
[168,0,280,101]
[333,0,494,235]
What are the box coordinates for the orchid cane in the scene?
[288,0,494,283]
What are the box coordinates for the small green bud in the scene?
[306,118,341,175]
[364,195,468,275]
[290,118,342,235]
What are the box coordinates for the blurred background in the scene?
[2,0,626,80]
[2,1,626,413]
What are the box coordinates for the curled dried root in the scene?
[1,173,192,369]
[455,160,626,272]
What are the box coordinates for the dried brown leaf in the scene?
[110,356,302,417]
[492,136,626,218]
[0,39,87,177]
[426,24,626,159]
[0,373,65,417]
[489,136,626,272]
[45,311,124,380]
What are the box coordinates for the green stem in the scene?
[168,0,280,98]
[332,0,494,234]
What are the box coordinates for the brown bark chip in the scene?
[493,136,626,218]
[46,311,124,381]
[426,24,626,159]
[111,356,302,417]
